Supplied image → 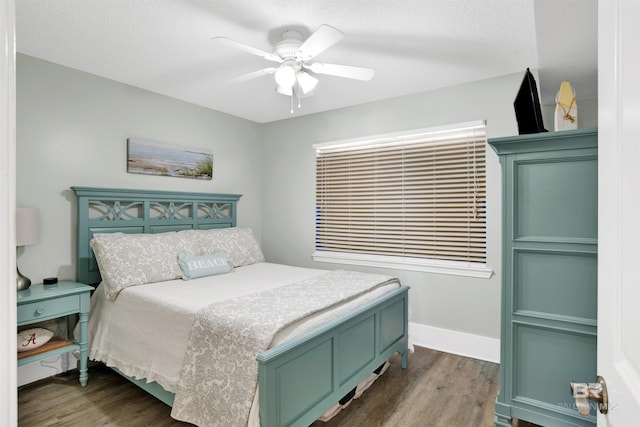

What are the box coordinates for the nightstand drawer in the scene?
[17,294,80,324]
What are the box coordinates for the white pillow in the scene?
[90,231,200,300]
[18,328,54,352]
[195,227,265,267]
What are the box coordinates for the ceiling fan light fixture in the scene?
[274,64,296,88]
[276,84,293,96]
[297,71,318,94]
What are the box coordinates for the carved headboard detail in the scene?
[72,186,241,285]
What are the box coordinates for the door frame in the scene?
[0,0,18,426]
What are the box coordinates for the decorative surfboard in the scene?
[554,81,578,131]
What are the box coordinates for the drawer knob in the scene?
[36,307,44,315]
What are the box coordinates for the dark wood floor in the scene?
[18,346,515,426]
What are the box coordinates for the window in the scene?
[313,120,491,278]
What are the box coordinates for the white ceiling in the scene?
[15,0,597,124]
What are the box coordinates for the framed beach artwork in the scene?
[127,138,213,180]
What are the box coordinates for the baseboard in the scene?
[409,322,500,364]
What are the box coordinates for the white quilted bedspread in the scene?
[84,263,400,426]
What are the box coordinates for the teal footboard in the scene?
[257,286,409,427]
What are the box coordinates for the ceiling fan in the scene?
[213,24,375,113]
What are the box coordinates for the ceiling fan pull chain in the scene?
[290,94,294,114]
[297,81,302,109]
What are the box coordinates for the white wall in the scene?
[16,54,264,284]
[260,71,598,354]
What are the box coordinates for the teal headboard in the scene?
[72,186,242,285]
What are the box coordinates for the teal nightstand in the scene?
[17,281,93,386]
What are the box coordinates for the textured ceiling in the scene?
[15,0,597,124]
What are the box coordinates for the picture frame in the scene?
[127,138,213,180]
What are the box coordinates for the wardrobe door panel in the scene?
[514,158,597,241]
[514,250,597,321]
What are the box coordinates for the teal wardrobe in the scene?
[489,128,598,426]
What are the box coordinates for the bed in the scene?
[72,186,409,427]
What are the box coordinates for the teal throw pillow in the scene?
[177,251,234,280]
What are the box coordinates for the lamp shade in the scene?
[16,207,40,246]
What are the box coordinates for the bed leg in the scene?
[400,350,408,369]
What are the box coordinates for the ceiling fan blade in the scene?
[305,62,375,81]
[298,24,344,61]
[226,67,277,84]
[212,37,282,63]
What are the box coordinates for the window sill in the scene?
[312,251,493,279]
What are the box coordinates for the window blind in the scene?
[315,121,486,264]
